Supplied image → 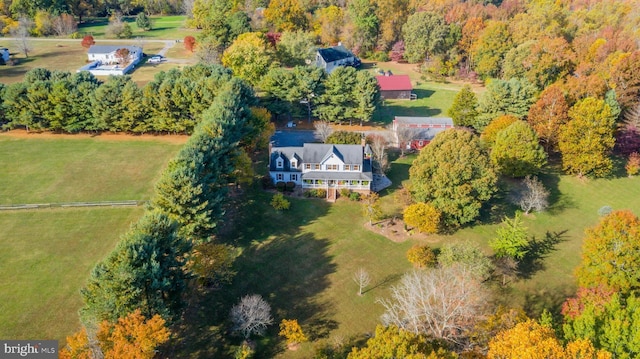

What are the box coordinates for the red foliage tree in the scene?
[265,32,281,48]
[390,41,405,62]
[527,84,569,152]
[610,51,640,110]
[184,35,196,52]
[81,35,95,49]
[561,285,615,319]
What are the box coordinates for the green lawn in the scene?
[77,15,196,40]
[172,153,640,358]
[0,136,183,204]
[0,40,166,85]
[0,207,144,341]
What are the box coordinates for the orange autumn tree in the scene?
[98,309,170,359]
[61,310,170,359]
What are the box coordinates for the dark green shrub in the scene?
[349,192,361,201]
[276,181,286,192]
[285,181,296,192]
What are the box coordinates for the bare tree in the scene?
[369,134,390,174]
[353,268,372,296]
[182,0,196,18]
[52,14,77,36]
[388,124,418,156]
[624,102,640,128]
[196,42,222,64]
[379,265,490,347]
[11,17,33,58]
[517,176,549,214]
[230,294,273,339]
[314,121,333,143]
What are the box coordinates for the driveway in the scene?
[271,130,320,147]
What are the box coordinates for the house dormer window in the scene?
[276,158,283,168]
[291,159,297,168]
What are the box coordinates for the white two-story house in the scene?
[269,143,373,198]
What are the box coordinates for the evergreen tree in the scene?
[448,85,478,128]
[80,211,186,324]
[136,12,152,31]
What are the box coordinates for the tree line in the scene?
[62,75,272,357]
[0,64,247,134]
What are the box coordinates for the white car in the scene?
[148,56,163,63]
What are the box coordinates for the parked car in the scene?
[148,56,163,63]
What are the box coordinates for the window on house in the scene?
[314,164,320,170]
[344,165,351,171]
[326,164,338,171]
[291,160,297,168]
[353,165,360,171]
[276,173,284,181]
[290,174,297,181]
[305,164,311,170]
[276,159,283,168]
[419,141,424,146]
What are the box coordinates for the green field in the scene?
[0,40,167,85]
[77,15,195,40]
[171,153,640,358]
[0,135,183,204]
[0,135,181,342]
[0,207,144,341]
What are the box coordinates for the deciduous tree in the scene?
[517,176,550,214]
[348,325,457,359]
[558,97,616,178]
[410,129,497,228]
[314,5,344,46]
[406,244,437,268]
[439,241,494,281]
[230,294,273,339]
[222,32,276,86]
[184,35,196,52]
[276,30,316,67]
[402,11,448,63]
[362,192,382,225]
[379,266,490,346]
[491,120,547,177]
[353,267,372,296]
[97,310,170,359]
[279,319,308,347]
[527,84,569,152]
[472,20,512,79]
[575,210,640,293]
[403,203,440,234]
[264,0,307,32]
[81,35,95,49]
[481,114,518,147]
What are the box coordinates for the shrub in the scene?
[69,31,80,39]
[349,192,361,201]
[305,189,326,198]
[406,244,437,268]
[339,188,350,198]
[276,181,286,192]
[369,50,390,62]
[81,34,95,49]
[271,193,291,211]
[285,181,296,192]
[184,35,196,52]
[626,152,640,176]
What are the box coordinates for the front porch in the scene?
[302,179,371,191]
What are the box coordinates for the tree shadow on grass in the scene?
[363,273,402,295]
[168,184,336,358]
[518,230,568,279]
[523,285,575,319]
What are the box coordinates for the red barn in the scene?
[376,74,414,100]
[392,116,455,150]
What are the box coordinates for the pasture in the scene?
[0,134,183,341]
[77,15,194,40]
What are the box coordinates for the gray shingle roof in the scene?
[303,143,363,165]
[317,45,354,63]
[394,116,454,126]
[269,147,303,171]
[87,45,142,54]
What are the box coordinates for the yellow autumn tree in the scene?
[279,319,308,348]
[97,309,170,359]
[403,202,441,234]
[488,319,611,359]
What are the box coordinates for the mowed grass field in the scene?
[78,15,194,40]
[175,153,640,358]
[0,40,168,86]
[0,135,183,341]
[0,134,184,204]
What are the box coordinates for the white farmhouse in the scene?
[269,143,373,200]
[87,45,142,65]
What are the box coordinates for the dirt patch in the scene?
[364,217,435,243]
[0,129,190,144]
